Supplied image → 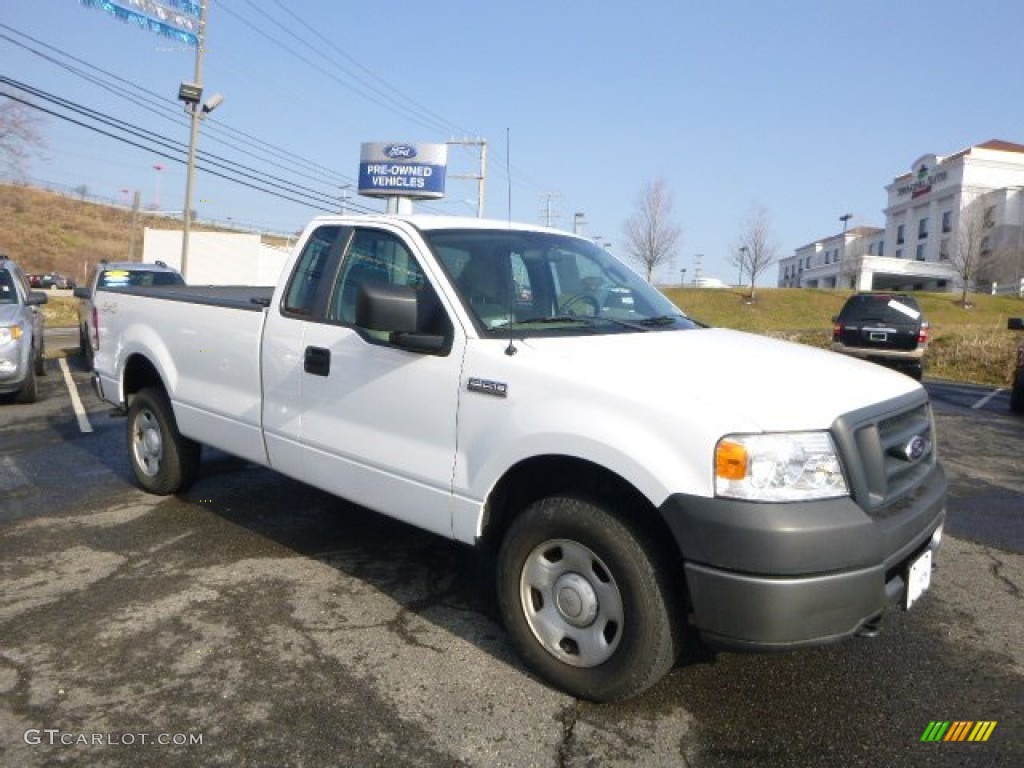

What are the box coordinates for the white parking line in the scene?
[971,388,1004,410]
[58,357,94,433]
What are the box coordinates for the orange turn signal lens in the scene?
[715,440,748,480]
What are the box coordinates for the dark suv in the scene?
[832,292,928,380]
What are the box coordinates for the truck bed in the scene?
[98,284,275,310]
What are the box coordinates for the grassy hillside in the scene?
[7,183,1021,387]
[662,286,1023,386]
[0,182,288,284]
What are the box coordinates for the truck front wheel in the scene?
[127,387,200,495]
[496,495,680,702]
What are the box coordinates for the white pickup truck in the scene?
[91,214,947,701]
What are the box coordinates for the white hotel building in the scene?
[778,139,1024,293]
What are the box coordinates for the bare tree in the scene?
[950,199,993,307]
[732,204,779,300]
[622,178,682,283]
[0,98,46,179]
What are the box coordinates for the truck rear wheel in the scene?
[496,495,680,702]
[127,387,201,495]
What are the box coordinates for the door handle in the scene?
[304,346,331,376]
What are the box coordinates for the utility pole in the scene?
[128,190,141,261]
[446,138,487,217]
[540,192,561,228]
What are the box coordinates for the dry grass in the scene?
[663,287,1023,387]
[0,183,289,284]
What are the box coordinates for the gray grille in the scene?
[832,391,937,516]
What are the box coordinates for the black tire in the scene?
[33,339,46,377]
[126,387,201,495]
[14,363,38,404]
[1011,373,1024,414]
[79,325,89,358]
[496,495,681,702]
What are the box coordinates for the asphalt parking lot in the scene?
[1,340,1022,767]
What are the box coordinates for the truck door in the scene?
[263,225,464,538]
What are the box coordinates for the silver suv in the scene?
[74,260,185,368]
[0,257,48,403]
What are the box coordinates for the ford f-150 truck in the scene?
[90,215,947,701]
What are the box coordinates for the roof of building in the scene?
[893,139,1024,181]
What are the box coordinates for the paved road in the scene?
[1,348,1021,767]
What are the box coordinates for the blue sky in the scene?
[2,0,1023,284]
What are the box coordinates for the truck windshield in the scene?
[423,229,698,335]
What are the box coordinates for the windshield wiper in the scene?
[638,315,682,327]
[509,315,597,326]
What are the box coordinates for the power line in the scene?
[1,82,379,215]
[0,24,357,188]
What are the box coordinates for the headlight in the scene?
[0,325,23,345]
[715,431,848,501]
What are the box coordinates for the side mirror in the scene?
[27,291,49,306]
[73,287,90,300]
[356,282,447,354]
[1008,317,1024,331]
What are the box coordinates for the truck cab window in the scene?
[283,225,344,316]
[328,229,447,337]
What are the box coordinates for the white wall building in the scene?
[143,229,290,285]
[778,139,1024,293]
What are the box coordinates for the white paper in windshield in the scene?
[887,299,921,320]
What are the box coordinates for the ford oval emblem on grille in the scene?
[384,144,417,159]
[894,435,928,463]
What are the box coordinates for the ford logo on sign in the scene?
[384,144,417,159]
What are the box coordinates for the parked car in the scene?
[832,292,929,380]
[27,273,42,288]
[0,257,48,403]
[1009,317,1024,413]
[73,260,185,368]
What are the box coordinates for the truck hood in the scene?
[520,327,921,432]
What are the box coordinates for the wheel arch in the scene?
[479,454,688,599]
[122,352,168,401]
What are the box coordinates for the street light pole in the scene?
[180,0,210,281]
[839,212,853,289]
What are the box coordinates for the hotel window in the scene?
[878,241,884,256]
[868,243,875,255]
[896,224,905,244]
[915,244,925,261]
[918,217,928,239]
[942,211,952,233]
[895,249,903,259]
[939,239,949,261]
